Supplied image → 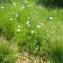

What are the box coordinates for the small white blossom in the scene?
[26,20,30,27]
[37,25,41,28]
[18,29,20,32]
[1,6,4,9]
[49,16,53,20]
[18,25,21,28]
[41,23,44,26]
[28,17,30,20]
[13,2,16,7]
[13,2,16,5]
[31,30,34,34]
[15,13,19,17]
[26,20,30,25]
[27,24,30,27]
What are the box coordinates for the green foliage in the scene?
[0,0,20,3]
[0,42,17,63]
[3,20,14,40]
[48,22,63,63]
[15,25,48,56]
[0,0,63,63]
[37,0,63,7]
[50,43,63,63]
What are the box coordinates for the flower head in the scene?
[31,30,34,34]
[1,6,4,9]
[28,17,30,20]
[18,29,20,32]
[15,13,19,17]
[49,16,53,20]
[27,24,30,27]
[13,2,16,7]
[26,20,30,25]
[18,25,21,28]
[41,23,44,26]
[37,25,41,29]
[26,20,30,27]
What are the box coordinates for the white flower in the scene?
[27,24,30,27]
[41,23,44,26]
[9,18,13,21]
[18,29,20,32]
[1,6,4,9]
[26,20,30,25]
[37,25,41,28]
[13,2,16,7]
[31,30,34,34]
[18,25,21,28]
[15,13,19,17]
[13,2,16,5]
[49,16,53,20]
[26,20,30,27]
[28,17,30,20]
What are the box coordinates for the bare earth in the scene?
[16,52,50,63]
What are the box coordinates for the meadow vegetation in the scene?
[0,0,63,63]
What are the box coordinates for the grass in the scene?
[0,0,63,63]
[0,39,18,63]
